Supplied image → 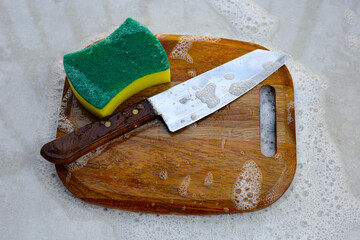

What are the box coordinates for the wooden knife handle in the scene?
[40,99,157,165]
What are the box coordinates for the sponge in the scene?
[63,18,170,118]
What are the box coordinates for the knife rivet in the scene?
[132,109,139,115]
[137,104,144,110]
[104,121,111,127]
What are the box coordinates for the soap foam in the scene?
[209,0,278,44]
[65,145,106,183]
[223,72,234,80]
[260,85,276,157]
[204,172,214,186]
[158,170,168,180]
[345,34,360,51]
[195,83,220,108]
[34,1,360,239]
[261,61,282,77]
[286,101,295,124]
[155,34,166,40]
[344,9,357,26]
[170,35,220,63]
[187,70,197,78]
[178,175,191,196]
[0,70,4,87]
[57,87,75,134]
[229,79,256,96]
[232,161,262,210]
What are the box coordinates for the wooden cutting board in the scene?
[55,35,296,214]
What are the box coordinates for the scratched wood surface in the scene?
[55,35,296,214]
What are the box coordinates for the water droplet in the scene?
[221,138,227,149]
[188,70,197,77]
[204,172,214,186]
[179,96,190,104]
[158,170,168,180]
[224,72,235,80]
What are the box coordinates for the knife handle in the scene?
[40,99,157,165]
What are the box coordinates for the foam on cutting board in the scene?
[232,161,262,210]
[36,1,360,239]
[58,87,75,134]
[170,35,220,63]
[178,175,191,196]
[203,172,214,186]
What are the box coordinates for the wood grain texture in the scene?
[55,35,296,215]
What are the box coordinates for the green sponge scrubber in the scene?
[63,18,170,118]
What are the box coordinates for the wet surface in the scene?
[1,0,359,239]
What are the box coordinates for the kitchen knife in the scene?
[41,49,290,165]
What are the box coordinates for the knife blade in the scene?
[41,49,290,165]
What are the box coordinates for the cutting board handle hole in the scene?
[260,85,276,157]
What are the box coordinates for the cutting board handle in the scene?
[40,99,157,165]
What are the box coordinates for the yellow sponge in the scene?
[63,18,170,118]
